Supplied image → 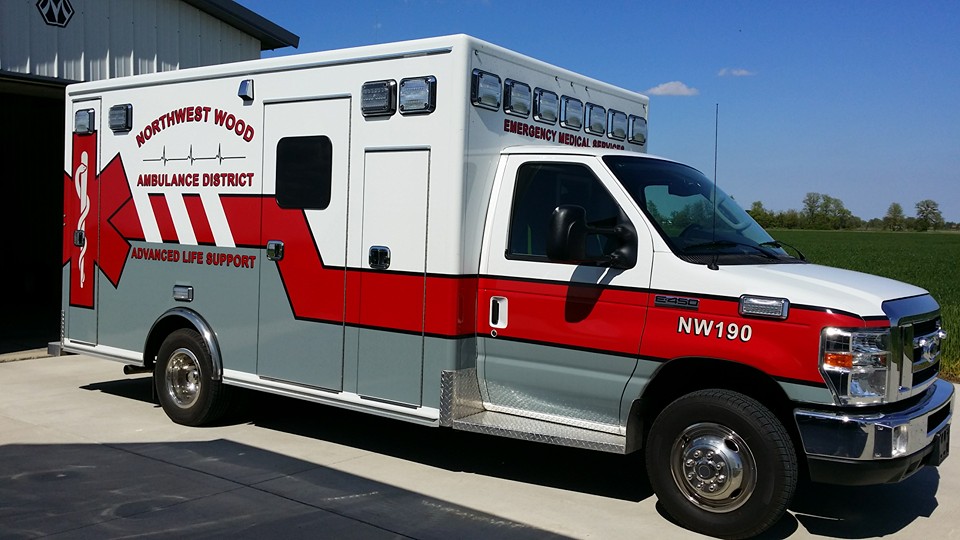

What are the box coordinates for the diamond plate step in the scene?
[440,368,626,454]
[453,410,626,453]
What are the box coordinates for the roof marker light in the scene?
[504,79,531,118]
[629,115,648,145]
[471,69,501,110]
[560,96,582,131]
[534,88,558,124]
[585,103,606,136]
[74,109,95,134]
[399,76,437,115]
[238,79,254,102]
[607,109,627,141]
[361,80,397,117]
[108,104,132,133]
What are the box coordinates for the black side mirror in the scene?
[547,205,588,263]
[547,205,637,269]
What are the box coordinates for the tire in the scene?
[645,389,797,539]
[154,328,230,426]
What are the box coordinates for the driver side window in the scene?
[507,162,620,260]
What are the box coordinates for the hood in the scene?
[651,259,929,319]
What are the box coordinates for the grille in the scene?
[901,316,943,396]
[913,359,940,387]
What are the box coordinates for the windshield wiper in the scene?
[683,240,779,260]
[759,240,806,261]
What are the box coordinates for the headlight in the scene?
[820,327,891,405]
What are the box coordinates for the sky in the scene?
[237,1,960,222]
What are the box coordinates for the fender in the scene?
[145,307,224,380]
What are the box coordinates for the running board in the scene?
[440,369,626,454]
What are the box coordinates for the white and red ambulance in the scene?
[59,34,952,538]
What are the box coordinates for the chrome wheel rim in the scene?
[669,422,756,513]
[164,348,201,409]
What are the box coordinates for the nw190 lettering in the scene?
[678,316,752,342]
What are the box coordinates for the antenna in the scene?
[708,104,720,271]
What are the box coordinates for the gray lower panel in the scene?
[479,337,636,429]
[441,369,626,454]
[357,329,423,406]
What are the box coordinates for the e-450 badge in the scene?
[655,294,700,310]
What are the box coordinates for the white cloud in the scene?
[718,68,756,77]
[645,81,699,96]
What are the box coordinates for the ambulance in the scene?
[59,34,952,538]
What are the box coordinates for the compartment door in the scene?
[64,100,102,345]
[257,98,350,390]
[355,149,430,406]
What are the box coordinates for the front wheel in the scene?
[154,328,229,426]
[645,389,797,539]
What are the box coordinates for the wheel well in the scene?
[631,358,802,456]
[143,316,195,370]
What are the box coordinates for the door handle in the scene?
[266,240,284,261]
[490,296,508,329]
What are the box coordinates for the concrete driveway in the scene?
[1,354,956,539]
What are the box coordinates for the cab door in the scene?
[256,98,350,390]
[478,155,652,430]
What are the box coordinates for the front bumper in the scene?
[794,379,953,485]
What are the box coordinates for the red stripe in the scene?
[149,194,178,243]
[183,194,216,245]
[478,277,646,356]
[261,197,344,322]
[220,195,261,247]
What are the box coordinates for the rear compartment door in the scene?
[353,149,431,406]
[256,98,350,390]
[63,99,102,345]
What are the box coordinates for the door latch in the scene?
[266,240,284,261]
[368,246,391,270]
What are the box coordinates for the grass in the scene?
[771,230,960,381]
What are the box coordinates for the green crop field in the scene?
[771,230,959,381]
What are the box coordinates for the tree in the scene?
[914,199,944,231]
[748,201,775,228]
[779,209,801,229]
[802,193,821,225]
[883,203,905,231]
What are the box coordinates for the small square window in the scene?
[534,89,558,124]
[276,135,333,210]
[560,96,582,131]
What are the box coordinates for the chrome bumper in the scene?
[795,379,953,461]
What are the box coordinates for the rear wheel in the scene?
[154,328,229,426]
[645,389,797,539]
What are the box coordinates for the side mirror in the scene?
[547,205,588,263]
[547,205,637,269]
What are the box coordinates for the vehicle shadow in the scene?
[83,376,944,538]
[0,439,569,539]
[785,472,940,538]
[82,377,653,503]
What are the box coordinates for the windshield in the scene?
[603,156,798,265]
